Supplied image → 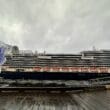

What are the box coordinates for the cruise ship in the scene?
[0,46,110,80]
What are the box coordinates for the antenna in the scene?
[93,46,96,51]
[44,50,46,55]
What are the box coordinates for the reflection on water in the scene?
[0,90,110,110]
[0,91,110,110]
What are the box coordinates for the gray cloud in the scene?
[0,0,110,53]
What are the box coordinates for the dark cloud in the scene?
[0,0,110,53]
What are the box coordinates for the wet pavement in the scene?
[0,90,110,110]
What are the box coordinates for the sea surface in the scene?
[0,90,110,110]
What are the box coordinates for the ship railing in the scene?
[89,76,110,85]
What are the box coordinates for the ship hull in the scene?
[0,72,110,80]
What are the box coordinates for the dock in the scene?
[0,90,110,110]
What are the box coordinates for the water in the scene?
[0,90,110,110]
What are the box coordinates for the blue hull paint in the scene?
[0,72,110,80]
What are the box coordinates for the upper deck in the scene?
[1,50,110,73]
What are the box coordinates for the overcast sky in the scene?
[0,0,110,53]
